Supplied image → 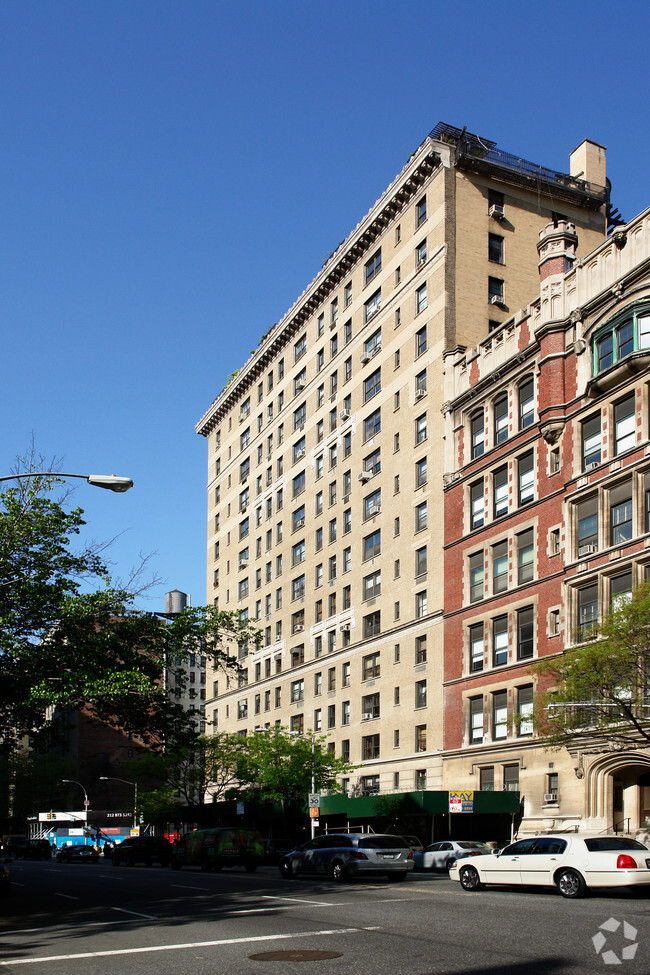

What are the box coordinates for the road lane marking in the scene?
[262,895,336,906]
[0,925,381,966]
[112,908,158,920]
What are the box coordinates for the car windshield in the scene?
[359,836,408,850]
[584,838,648,852]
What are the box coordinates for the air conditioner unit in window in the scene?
[489,204,505,220]
[294,624,304,633]
[238,413,247,423]
[490,294,505,306]
[358,471,372,482]
[578,544,598,556]
[543,793,558,803]
[238,561,248,571]
[587,461,599,470]
[361,713,373,721]
[343,493,350,503]
[295,517,305,528]
[415,389,426,400]
[296,380,306,391]
[340,623,350,632]
[340,409,351,420]
[360,352,370,364]
[330,319,337,330]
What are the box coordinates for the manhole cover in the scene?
[249,949,343,962]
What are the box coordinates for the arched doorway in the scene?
[586,752,650,833]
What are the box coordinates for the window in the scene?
[415,634,427,664]
[363,611,381,638]
[415,413,427,445]
[415,501,427,531]
[469,551,484,602]
[365,248,382,285]
[364,368,381,402]
[292,436,306,463]
[493,615,508,666]
[492,540,508,594]
[469,697,483,744]
[364,408,381,441]
[470,479,484,530]
[576,494,598,554]
[294,368,307,396]
[294,334,307,362]
[293,470,306,498]
[342,700,350,725]
[330,297,338,327]
[344,281,352,307]
[292,540,305,566]
[362,652,380,680]
[492,690,508,740]
[614,394,635,455]
[415,679,427,708]
[415,591,427,618]
[415,546,427,577]
[488,276,504,305]
[344,356,352,383]
[362,734,380,760]
[577,582,598,639]
[469,623,484,673]
[517,606,534,660]
[515,529,533,584]
[291,679,304,702]
[470,411,485,459]
[610,481,632,545]
[317,313,324,337]
[415,725,427,751]
[479,767,494,791]
[328,555,337,581]
[582,413,601,469]
[494,394,508,444]
[416,239,427,266]
[415,325,427,357]
[363,488,381,520]
[518,377,534,430]
[416,195,427,227]
[292,505,306,531]
[415,369,427,395]
[503,764,519,792]
[315,526,323,552]
[364,289,381,323]
[291,574,305,601]
[610,570,632,611]
[488,233,504,264]
[362,692,380,719]
[415,283,427,314]
[415,456,427,488]
[518,451,534,506]
[293,402,306,430]
[517,686,533,736]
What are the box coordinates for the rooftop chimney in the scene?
[569,139,606,188]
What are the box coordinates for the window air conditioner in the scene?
[360,352,370,364]
[490,294,505,306]
[362,713,373,721]
[238,561,248,571]
[294,624,304,633]
[238,413,247,423]
[358,471,372,482]
[295,517,305,528]
[544,793,558,803]
[587,461,599,470]
[340,623,350,632]
[489,204,505,220]
[330,319,337,330]
[296,380,306,391]
[578,544,598,556]
[340,409,351,420]
[415,389,426,400]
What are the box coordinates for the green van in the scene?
[170,828,264,872]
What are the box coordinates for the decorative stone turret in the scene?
[537,220,579,281]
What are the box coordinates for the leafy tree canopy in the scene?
[236,725,357,808]
[533,581,650,749]
[0,468,255,752]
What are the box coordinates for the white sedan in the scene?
[414,840,491,871]
[449,834,650,898]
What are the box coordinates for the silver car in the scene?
[415,840,491,871]
[279,833,414,882]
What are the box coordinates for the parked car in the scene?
[415,840,491,871]
[14,839,52,861]
[111,836,171,867]
[279,833,415,882]
[450,834,650,898]
[56,844,99,863]
[171,828,264,872]
[399,835,424,854]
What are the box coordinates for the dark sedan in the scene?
[56,844,99,863]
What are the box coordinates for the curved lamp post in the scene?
[0,473,133,492]
[100,776,138,828]
[61,779,90,830]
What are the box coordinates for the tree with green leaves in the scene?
[533,581,650,749]
[236,725,356,815]
[0,469,255,753]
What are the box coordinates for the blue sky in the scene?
[1,0,649,609]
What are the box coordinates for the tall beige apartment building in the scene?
[196,123,608,810]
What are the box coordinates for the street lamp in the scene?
[0,472,133,492]
[100,776,138,828]
[61,779,89,825]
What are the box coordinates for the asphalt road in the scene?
[2,860,650,974]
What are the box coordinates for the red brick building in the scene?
[442,210,650,837]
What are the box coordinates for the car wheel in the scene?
[279,860,294,879]
[331,859,347,883]
[555,868,586,899]
[459,865,484,891]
